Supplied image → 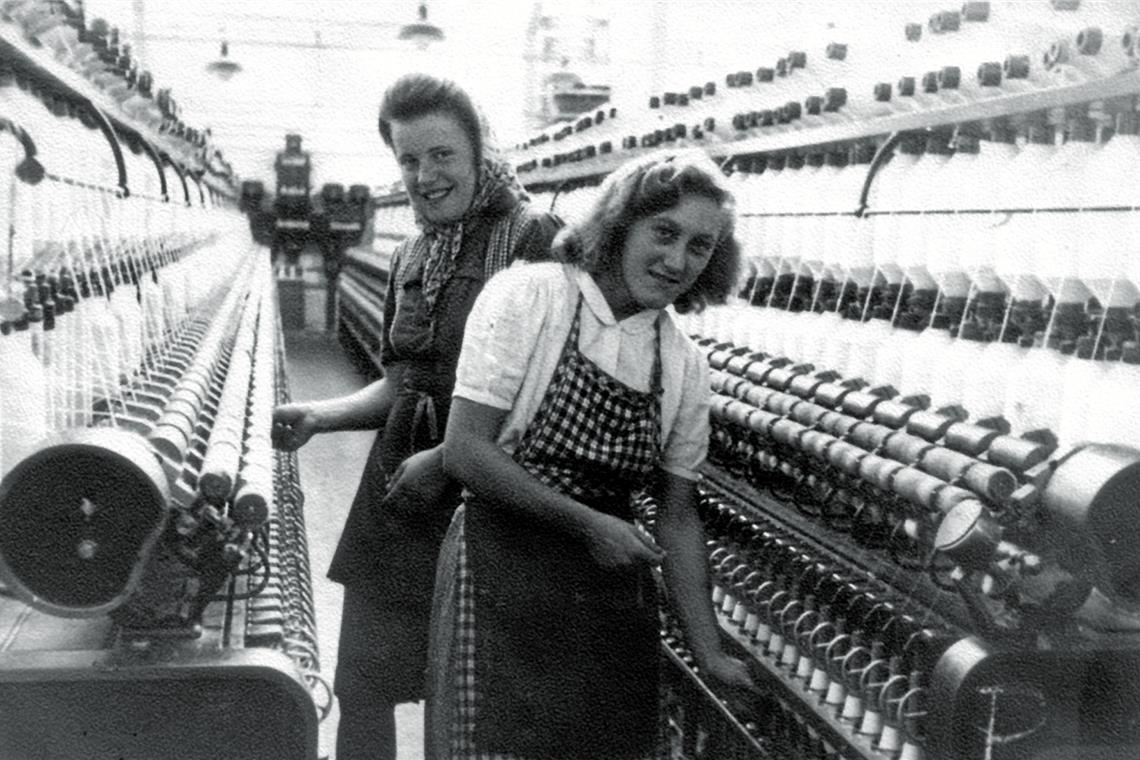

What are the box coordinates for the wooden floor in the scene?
[283,328,426,760]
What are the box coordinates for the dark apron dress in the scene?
[329,216,496,705]
[431,298,668,760]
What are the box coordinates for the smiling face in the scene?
[598,194,727,319]
[389,111,478,225]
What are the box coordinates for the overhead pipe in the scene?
[77,100,129,198]
[132,134,169,203]
[855,131,907,218]
[163,153,192,207]
[190,171,206,207]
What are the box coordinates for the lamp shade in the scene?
[205,40,242,80]
[398,2,444,46]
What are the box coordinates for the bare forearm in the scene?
[310,364,404,432]
[656,479,722,667]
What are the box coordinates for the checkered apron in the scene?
[433,296,670,760]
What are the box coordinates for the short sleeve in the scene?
[453,265,557,410]
[659,344,710,481]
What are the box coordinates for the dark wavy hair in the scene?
[378,73,483,166]
[552,150,742,313]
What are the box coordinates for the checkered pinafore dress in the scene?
[429,296,669,760]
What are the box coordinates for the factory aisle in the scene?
[283,329,426,760]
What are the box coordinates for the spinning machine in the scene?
[343,2,1140,758]
[0,5,325,758]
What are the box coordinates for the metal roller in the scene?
[0,427,169,616]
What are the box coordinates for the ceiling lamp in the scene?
[205,40,242,80]
[398,2,444,48]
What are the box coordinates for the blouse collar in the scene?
[574,267,660,334]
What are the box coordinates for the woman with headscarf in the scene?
[428,149,755,759]
[272,73,561,760]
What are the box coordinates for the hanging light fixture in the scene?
[397,2,444,48]
[205,39,242,80]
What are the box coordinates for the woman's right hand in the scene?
[272,403,319,451]
[583,512,665,569]
[385,446,451,510]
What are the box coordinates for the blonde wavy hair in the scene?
[551,150,743,313]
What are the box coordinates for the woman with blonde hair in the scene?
[429,149,755,759]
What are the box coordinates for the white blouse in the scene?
[453,262,710,480]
